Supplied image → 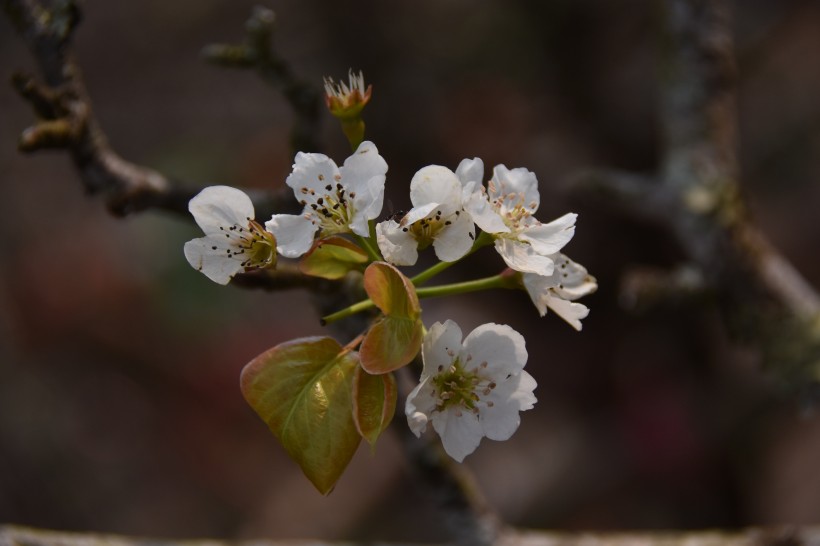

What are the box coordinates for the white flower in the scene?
[266,140,388,258]
[405,320,536,462]
[522,253,598,331]
[376,160,480,266]
[184,185,276,285]
[463,164,576,276]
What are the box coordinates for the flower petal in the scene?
[495,238,555,276]
[455,157,484,186]
[189,186,255,236]
[546,295,590,331]
[401,202,440,226]
[481,371,537,441]
[463,181,510,234]
[462,323,528,378]
[432,210,475,262]
[421,320,463,379]
[285,152,341,200]
[410,165,462,211]
[184,236,245,285]
[491,165,540,211]
[341,140,388,222]
[405,377,436,437]
[266,214,318,258]
[432,409,482,462]
[550,253,598,300]
[376,219,419,266]
[518,212,577,256]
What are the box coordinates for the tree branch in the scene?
[571,0,820,384]
[202,6,322,155]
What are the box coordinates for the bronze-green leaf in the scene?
[363,261,420,318]
[360,262,423,373]
[240,336,361,495]
[352,367,397,447]
[299,236,369,280]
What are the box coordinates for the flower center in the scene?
[300,180,357,235]
[404,209,457,249]
[431,356,497,416]
[218,218,275,268]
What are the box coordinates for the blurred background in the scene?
[1,0,820,542]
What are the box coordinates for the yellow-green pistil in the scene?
[217,218,276,269]
[431,358,496,415]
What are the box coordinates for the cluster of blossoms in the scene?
[185,72,596,466]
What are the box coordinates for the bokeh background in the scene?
[2,0,820,542]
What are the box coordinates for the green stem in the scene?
[354,233,382,262]
[411,231,494,286]
[416,273,517,299]
[320,272,517,326]
[321,298,375,326]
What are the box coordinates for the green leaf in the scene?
[359,262,423,373]
[352,367,397,448]
[299,236,369,280]
[240,337,361,495]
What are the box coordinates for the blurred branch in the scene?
[572,0,820,383]
[2,0,191,216]
[4,524,820,546]
[202,6,322,155]
[2,0,300,218]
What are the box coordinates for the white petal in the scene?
[462,323,528,379]
[455,157,484,186]
[376,219,419,266]
[463,181,509,234]
[522,273,555,316]
[545,295,590,331]
[266,214,318,258]
[481,371,537,441]
[189,186,255,236]
[495,238,555,276]
[432,409,482,462]
[432,211,475,262]
[518,213,577,256]
[549,253,598,300]
[421,320,463,378]
[341,141,388,222]
[491,165,540,211]
[401,202,439,226]
[410,165,462,211]
[184,237,245,285]
[405,377,436,437]
[285,152,341,198]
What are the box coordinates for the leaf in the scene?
[240,336,361,495]
[363,261,421,317]
[299,236,369,280]
[352,367,397,447]
[359,262,424,373]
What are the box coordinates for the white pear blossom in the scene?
[184,185,276,285]
[376,160,480,266]
[522,253,598,331]
[406,320,536,462]
[463,164,577,276]
[266,140,387,258]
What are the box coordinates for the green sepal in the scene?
[299,236,369,280]
[352,367,397,448]
[240,336,361,495]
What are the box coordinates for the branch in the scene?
[4,524,820,546]
[202,6,322,155]
[571,0,820,384]
[2,0,301,218]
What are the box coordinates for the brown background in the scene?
[1,0,820,542]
